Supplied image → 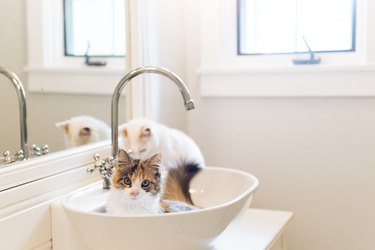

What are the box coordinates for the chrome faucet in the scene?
[0,67,29,162]
[111,66,195,160]
[88,66,195,189]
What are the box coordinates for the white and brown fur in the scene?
[106,149,201,215]
[56,115,111,148]
[119,118,205,169]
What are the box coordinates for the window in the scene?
[26,0,127,95]
[238,0,356,55]
[199,0,375,97]
[64,0,126,57]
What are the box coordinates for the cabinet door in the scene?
[0,203,51,250]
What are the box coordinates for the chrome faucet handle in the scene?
[2,149,26,164]
[31,144,42,156]
[3,150,13,164]
[42,145,49,155]
[30,144,49,157]
[15,149,25,161]
[87,154,104,173]
[106,156,114,170]
[87,154,115,189]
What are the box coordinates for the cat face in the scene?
[56,116,111,147]
[56,122,93,147]
[112,149,162,202]
[120,124,155,159]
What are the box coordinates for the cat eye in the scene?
[141,179,150,188]
[123,177,131,185]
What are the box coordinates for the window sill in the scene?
[199,65,375,97]
[25,66,126,95]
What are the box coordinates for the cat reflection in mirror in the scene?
[56,115,111,147]
[119,118,205,169]
[106,149,200,215]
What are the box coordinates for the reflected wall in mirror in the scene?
[28,93,126,153]
[0,0,127,166]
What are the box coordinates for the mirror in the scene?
[0,73,127,167]
[0,0,127,166]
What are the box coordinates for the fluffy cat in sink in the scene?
[106,149,200,215]
[119,118,205,169]
[56,115,111,147]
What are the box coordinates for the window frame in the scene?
[25,0,127,95]
[198,0,375,97]
[63,0,126,58]
[236,0,358,56]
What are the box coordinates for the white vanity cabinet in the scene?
[0,143,108,249]
[0,168,100,249]
[1,201,53,249]
[216,209,293,250]
[0,143,293,250]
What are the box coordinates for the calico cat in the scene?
[106,149,200,215]
[56,115,111,147]
[119,118,205,168]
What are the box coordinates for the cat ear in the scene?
[145,153,162,169]
[117,148,134,168]
[121,127,128,138]
[79,127,91,137]
[141,126,151,137]
[55,121,69,133]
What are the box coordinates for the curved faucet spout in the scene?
[111,66,195,160]
[0,67,28,160]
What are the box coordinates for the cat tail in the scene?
[162,162,201,206]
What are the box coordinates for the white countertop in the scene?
[214,208,293,250]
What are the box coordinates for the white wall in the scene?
[184,1,375,250]
[144,0,189,130]
[189,97,375,250]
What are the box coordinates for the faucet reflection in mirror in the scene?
[0,67,48,165]
[0,67,28,164]
[87,66,195,189]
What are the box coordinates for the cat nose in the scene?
[130,190,139,197]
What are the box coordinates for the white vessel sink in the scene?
[60,166,259,250]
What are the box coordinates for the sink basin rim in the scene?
[62,166,259,218]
